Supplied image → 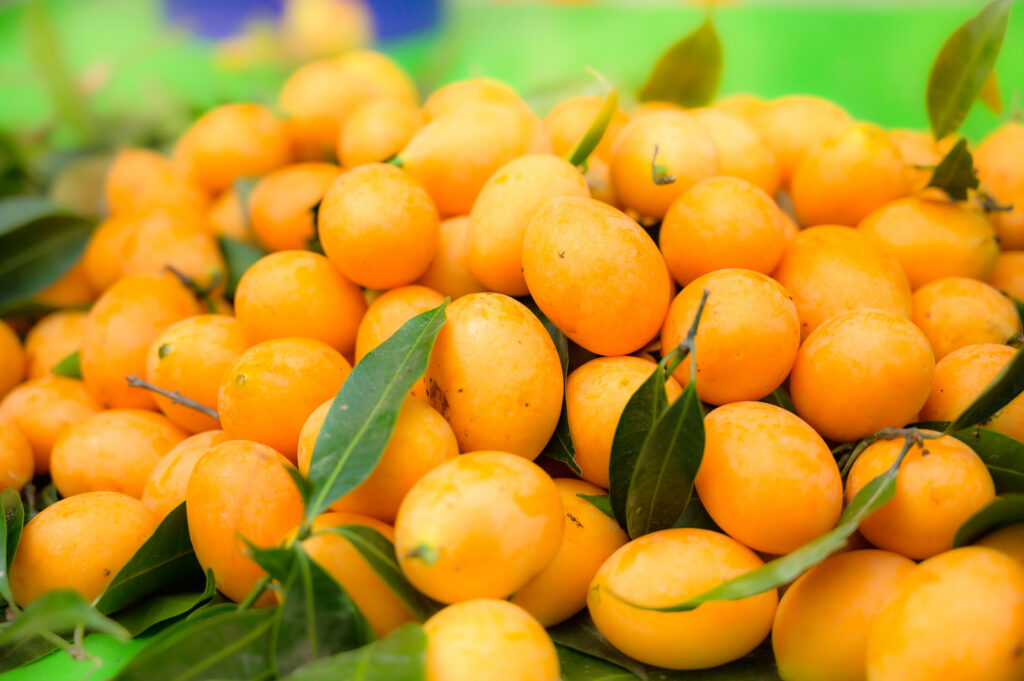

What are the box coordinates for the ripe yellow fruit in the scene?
[142,429,231,518]
[0,417,33,491]
[104,147,208,219]
[422,78,528,121]
[911,277,1021,360]
[23,311,89,380]
[976,122,1024,248]
[692,107,779,195]
[247,163,342,252]
[355,285,446,362]
[337,99,422,168]
[544,94,629,163]
[119,208,225,293]
[977,523,1024,569]
[889,129,942,193]
[989,251,1024,302]
[0,320,25,398]
[749,95,852,187]
[415,216,487,300]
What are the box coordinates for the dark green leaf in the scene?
[50,350,82,379]
[540,404,581,476]
[115,568,217,637]
[305,302,448,524]
[926,0,1012,139]
[953,494,1024,547]
[926,138,979,201]
[217,236,266,298]
[282,623,426,681]
[0,632,60,672]
[760,387,795,414]
[0,489,24,610]
[95,502,203,615]
[915,422,1024,494]
[557,642,782,681]
[609,368,669,528]
[638,15,722,108]
[944,344,1024,434]
[111,606,276,681]
[324,525,440,621]
[0,591,128,647]
[566,89,620,168]
[521,296,569,377]
[578,494,616,520]
[1016,298,1024,327]
[673,495,721,532]
[557,646,637,681]
[284,465,313,507]
[549,611,649,680]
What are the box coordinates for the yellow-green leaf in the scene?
[638,15,722,108]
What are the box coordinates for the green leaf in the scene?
[50,350,82,379]
[557,646,638,681]
[0,489,24,611]
[638,14,722,108]
[979,70,1003,115]
[94,501,204,615]
[915,422,1024,494]
[944,344,1024,434]
[578,494,616,520]
[540,404,581,476]
[324,525,441,622]
[673,495,721,532]
[0,196,94,312]
[281,623,426,681]
[217,236,266,298]
[566,89,619,168]
[0,590,129,647]
[0,632,60,672]
[614,436,915,612]
[953,494,1024,547]
[305,302,448,524]
[115,569,217,637]
[549,611,649,680]
[111,606,276,681]
[760,387,795,414]
[1015,298,1024,327]
[557,643,782,681]
[926,138,979,201]
[926,0,1012,140]
[521,296,569,377]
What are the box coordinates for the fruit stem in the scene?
[164,265,220,313]
[236,575,270,611]
[124,375,219,421]
[650,145,676,185]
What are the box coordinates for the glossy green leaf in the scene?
[50,350,82,379]
[578,494,616,520]
[915,422,1024,494]
[0,489,24,610]
[953,494,1024,547]
[281,623,426,681]
[566,89,619,168]
[115,568,217,637]
[95,502,203,615]
[217,236,266,298]
[926,0,1012,139]
[557,643,782,681]
[638,15,722,108]
[325,525,441,622]
[673,495,720,532]
[944,344,1024,434]
[0,632,60,672]
[760,387,795,414]
[926,138,979,201]
[540,404,581,476]
[522,296,569,377]
[549,612,649,680]
[305,302,448,524]
[0,590,128,647]
[111,606,276,681]
[1015,298,1024,327]
[557,646,637,681]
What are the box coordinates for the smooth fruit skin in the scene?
[976,122,1024,249]
[889,129,942,193]
[424,599,560,681]
[9,492,157,606]
[866,547,1024,681]
[337,99,422,168]
[911,277,1021,361]
[104,147,208,219]
[415,216,487,300]
[50,409,187,499]
[207,189,247,241]
[565,356,682,489]
[298,397,458,523]
[0,320,25,398]
[0,376,101,474]
[146,315,250,433]
[846,433,995,560]
[186,440,303,603]
[609,110,719,220]
[81,215,136,291]
[355,285,446,362]
[34,260,98,308]
[977,523,1024,569]
[318,163,440,289]
[588,528,778,670]
[660,176,787,285]
[395,451,563,604]
[422,78,527,121]
[749,95,852,187]
[989,251,1024,302]
[303,513,417,638]
[523,197,671,356]
[857,196,999,289]
[217,338,351,461]
[513,479,629,627]
[468,155,589,297]
[662,269,800,405]
[0,417,33,491]
[235,251,366,359]
[24,310,88,379]
[141,430,231,518]
[696,402,842,554]
[772,225,913,340]
[790,309,934,443]
[247,163,342,252]
[81,273,202,409]
[423,293,563,459]
[544,94,629,163]
[692,108,779,195]
[120,208,225,292]
[772,550,916,681]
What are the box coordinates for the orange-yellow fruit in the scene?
[513,479,629,626]
[422,78,528,121]
[81,273,202,409]
[146,315,250,432]
[424,598,560,681]
[0,376,102,474]
[544,94,629,163]
[281,0,374,61]
[523,197,671,356]
[24,311,89,380]
[303,512,417,638]
[565,356,682,489]
[772,550,916,681]
[105,147,208,218]
[173,103,293,194]
[468,155,589,296]
[332,50,418,106]
[186,440,303,603]
[0,320,25,398]
[858,196,1000,289]
[218,337,351,461]
[337,99,422,168]
[697,402,842,554]
[424,293,563,459]
[248,163,343,251]
[588,528,778,670]
[921,343,1024,443]
[989,251,1024,302]
[889,129,942,193]
[772,225,913,340]
[662,269,800,405]
[9,492,157,606]
[911,277,1021,360]
[318,163,440,288]
[235,251,366,358]
[712,93,766,122]
[975,121,1024,202]
[395,451,563,604]
[693,107,779,195]
[207,189,247,241]
[0,416,33,491]
[866,547,1024,681]
[749,95,852,186]
[977,523,1024,568]
[847,433,994,560]
[415,216,487,300]
[298,397,458,523]
[33,260,98,308]
[81,215,136,291]
[142,429,231,518]
[120,208,225,292]
[790,309,934,442]
[355,285,446,361]
[660,176,787,285]
[51,409,186,498]
[609,110,719,219]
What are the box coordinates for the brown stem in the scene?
[125,375,219,421]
